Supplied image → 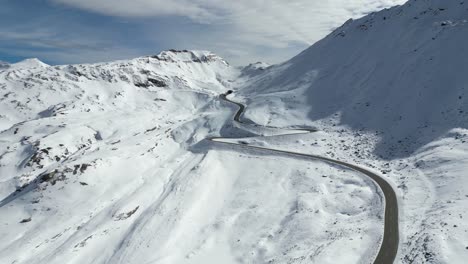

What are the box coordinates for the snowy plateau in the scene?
[1,0,468,263]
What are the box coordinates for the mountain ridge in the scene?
[239,0,468,158]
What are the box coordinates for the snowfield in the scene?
[235,0,468,263]
[1,0,468,263]
[0,50,384,264]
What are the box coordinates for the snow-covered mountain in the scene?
[234,0,468,263]
[0,60,10,70]
[1,0,468,263]
[241,0,468,158]
[0,50,231,130]
[0,48,386,263]
[0,50,243,263]
[1,46,385,263]
[239,62,271,77]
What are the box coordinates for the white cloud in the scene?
[51,0,223,22]
[6,0,408,65]
[52,0,407,47]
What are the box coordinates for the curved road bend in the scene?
[211,93,399,264]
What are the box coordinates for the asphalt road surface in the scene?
[210,93,399,264]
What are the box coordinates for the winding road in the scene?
[209,93,399,264]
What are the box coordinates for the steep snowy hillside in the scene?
[241,0,468,157]
[0,49,385,264]
[232,0,468,263]
[2,1,468,263]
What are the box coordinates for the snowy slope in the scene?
[2,0,468,263]
[241,0,468,157]
[233,0,468,263]
[0,50,231,130]
[0,49,384,264]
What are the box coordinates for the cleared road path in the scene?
[210,93,399,264]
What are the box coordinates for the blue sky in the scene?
[0,0,406,65]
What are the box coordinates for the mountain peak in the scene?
[0,60,9,69]
[150,49,228,65]
[12,58,49,69]
[240,61,271,76]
